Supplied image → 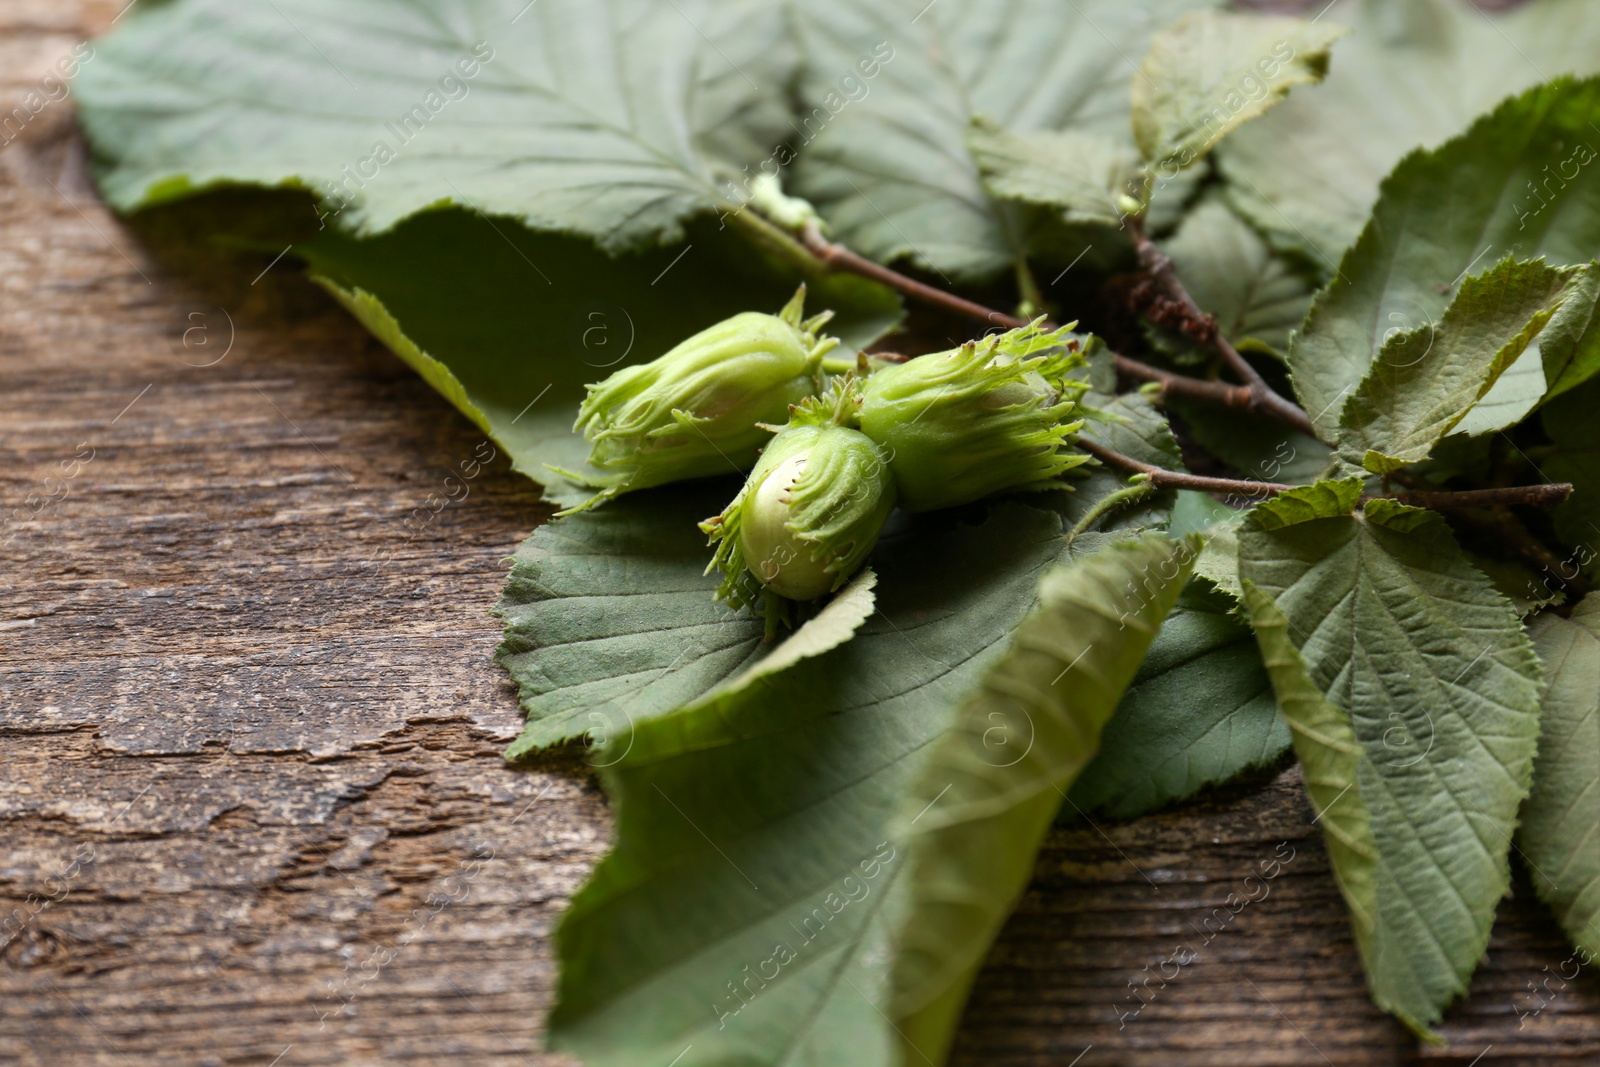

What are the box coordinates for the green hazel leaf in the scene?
[683,569,878,709]
[787,0,1213,281]
[1451,338,1549,439]
[968,119,1139,230]
[1166,393,1332,488]
[1064,388,1185,536]
[1169,488,1244,598]
[546,502,1074,1067]
[1055,466,1177,546]
[1068,576,1289,819]
[77,0,796,251]
[1288,75,1600,439]
[1521,596,1600,964]
[1450,268,1600,440]
[1193,522,1243,604]
[1130,10,1346,175]
[1238,490,1545,1034]
[1248,476,1362,530]
[1081,389,1185,470]
[495,484,764,759]
[1169,488,1240,540]
[890,535,1197,1062]
[1538,267,1600,399]
[497,491,876,761]
[295,209,900,509]
[1240,584,1385,1015]
[1458,261,1600,439]
[1219,0,1600,271]
[1198,537,1246,609]
[1162,197,1316,358]
[1543,378,1600,554]
[1337,257,1582,474]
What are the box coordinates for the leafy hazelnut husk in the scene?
[700,379,895,634]
[551,286,838,514]
[857,320,1091,512]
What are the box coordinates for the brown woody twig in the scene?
[1127,216,1318,438]
[1078,439,1295,497]
[1082,439,1572,511]
[798,222,1030,330]
[1387,484,1572,509]
[1111,353,1255,411]
[797,220,1320,439]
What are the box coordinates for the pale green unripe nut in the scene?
[858,321,1091,512]
[701,380,895,614]
[739,450,837,599]
[554,287,838,513]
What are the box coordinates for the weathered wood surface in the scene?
[2,3,1598,1065]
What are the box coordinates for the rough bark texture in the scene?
[2,3,1598,1065]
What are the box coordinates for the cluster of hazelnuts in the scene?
[556,288,1093,634]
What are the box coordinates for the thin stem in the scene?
[723,207,825,276]
[768,211,1575,524]
[1388,468,1575,520]
[1387,484,1573,509]
[798,222,1030,329]
[1078,439,1296,496]
[1080,439,1573,511]
[1015,259,1047,318]
[1128,216,1318,438]
[1065,478,1157,546]
[1112,354,1255,410]
[791,220,1321,438]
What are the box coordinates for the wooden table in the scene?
[3,3,1596,1064]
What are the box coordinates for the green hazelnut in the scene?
[554,287,837,513]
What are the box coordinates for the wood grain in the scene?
[1,3,1597,1065]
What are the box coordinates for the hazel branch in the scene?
[789,219,1325,438]
[1076,439,1296,497]
[797,222,1030,330]
[1111,354,1255,410]
[1126,216,1318,439]
[1386,484,1573,509]
[1079,439,1573,510]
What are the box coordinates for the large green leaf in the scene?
[1289,76,1600,440]
[968,120,1136,231]
[1218,0,1600,269]
[890,536,1196,1062]
[1337,257,1581,473]
[509,542,876,761]
[1238,482,1545,1033]
[787,0,1213,280]
[79,1,906,508]
[1162,197,1315,358]
[1521,596,1600,963]
[1241,585,1383,1011]
[296,210,899,508]
[1544,378,1600,554]
[1068,578,1288,819]
[1168,491,1247,603]
[1081,389,1184,470]
[79,0,794,250]
[681,569,879,709]
[546,503,1076,1067]
[495,484,762,759]
[1165,391,1332,509]
[1130,10,1345,175]
[1538,268,1600,400]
